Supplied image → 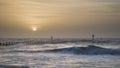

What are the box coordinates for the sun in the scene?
[32,27,37,31]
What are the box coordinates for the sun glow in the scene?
[32,27,37,31]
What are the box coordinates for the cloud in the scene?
[0,0,120,38]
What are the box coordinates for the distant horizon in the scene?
[0,35,120,39]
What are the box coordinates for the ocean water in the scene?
[0,38,120,68]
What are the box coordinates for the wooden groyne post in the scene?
[92,34,95,43]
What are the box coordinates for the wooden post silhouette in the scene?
[51,36,54,44]
[92,34,95,43]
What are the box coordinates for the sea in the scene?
[0,38,120,68]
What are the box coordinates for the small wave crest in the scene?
[9,45,120,55]
[43,45,120,55]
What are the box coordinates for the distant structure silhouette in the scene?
[92,34,95,43]
[51,36,54,44]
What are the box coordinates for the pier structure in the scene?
[0,38,81,46]
[0,35,105,46]
[0,41,20,46]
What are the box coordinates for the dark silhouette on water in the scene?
[51,36,54,44]
[92,34,95,43]
[0,65,29,68]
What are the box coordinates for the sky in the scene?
[0,0,120,38]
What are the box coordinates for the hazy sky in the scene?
[0,0,120,38]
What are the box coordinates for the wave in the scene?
[9,45,120,55]
[42,45,120,55]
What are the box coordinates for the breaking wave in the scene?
[10,45,120,55]
[42,45,120,55]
